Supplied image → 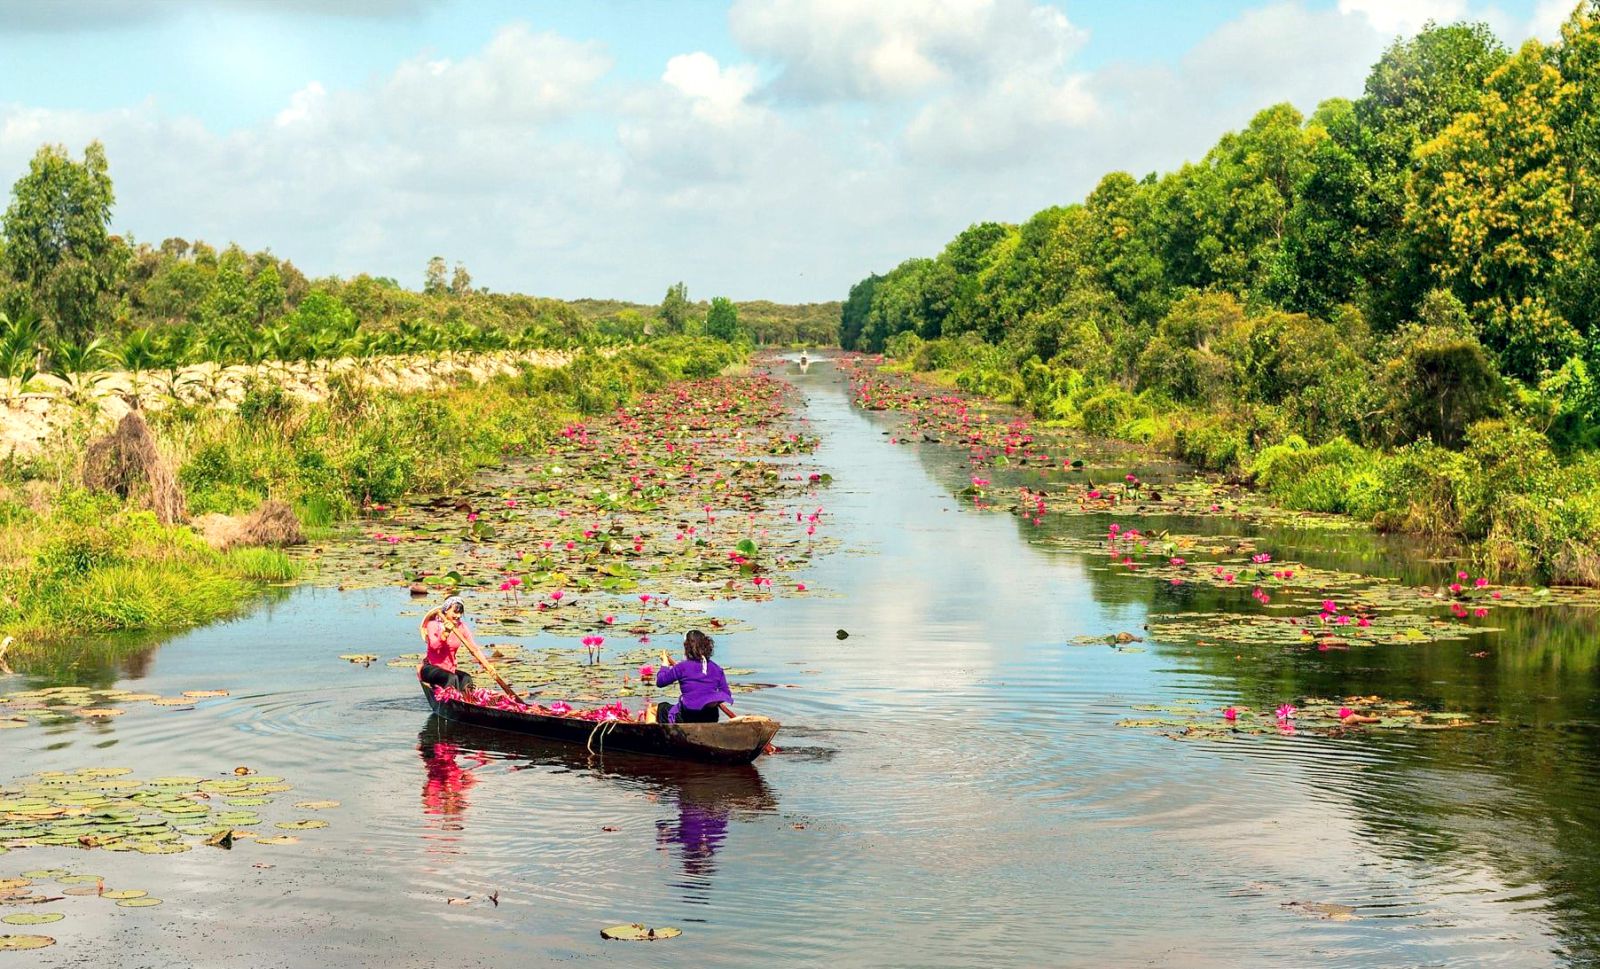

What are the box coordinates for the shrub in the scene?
[1251,436,1381,516]
[1379,324,1502,447]
[1370,443,1472,536]
[1078,387,1146,437]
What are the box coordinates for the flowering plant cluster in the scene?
[433,686,638,722]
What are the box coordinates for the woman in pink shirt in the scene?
[418,595,480,693]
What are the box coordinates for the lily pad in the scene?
[0,913,62,926]
[0,935,54,951]
[115,897,162,908]
[275,820,327,830]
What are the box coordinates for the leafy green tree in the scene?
[1407,41,1585,378]
[705,296,742,342]
[0,142,125,343]
[449,263,473,296]
[1269,99,1371,316]
[249,262,286,329]
[424,257,448,296]
[202,247,253,336]
[1380,324,1502,446]
[1356,22,1510,326]
[840,274,881,350]
[658,282,691,334]
[1084,175,1166,325]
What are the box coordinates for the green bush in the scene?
[1077,387,1146,437]
[1251,436,1381,516]
[1170,415,1251,472]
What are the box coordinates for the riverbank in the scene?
[0,337,744,649]
[869,344,1600,586]
[7,352,1599,968]
[0,346,575,460]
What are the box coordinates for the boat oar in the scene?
[442,616,522,703]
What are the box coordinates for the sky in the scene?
[0,0,1576,304]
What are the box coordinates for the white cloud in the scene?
[662,52,760,125]
[1529,0,1580,38]
[729,0,1087,102]
[274,82,326,127]
[378,24,612,128]
[0,2,1533,304]
[1337,0,1467,37]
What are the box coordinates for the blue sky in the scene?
[0,0,1570,302]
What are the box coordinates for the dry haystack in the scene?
[196,500,304,551]
[82,411,187,525]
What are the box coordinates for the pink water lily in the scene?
[1338,706,1354,719]
[1275,704,1297,721]
[1223,707,1238,722]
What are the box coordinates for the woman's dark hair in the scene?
[684,629,714,662]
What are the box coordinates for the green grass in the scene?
[0,338,741,649]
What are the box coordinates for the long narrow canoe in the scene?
[421,685,780,765]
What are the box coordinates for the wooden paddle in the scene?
[439,613,522,703]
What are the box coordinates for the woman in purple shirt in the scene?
[655,630,733,724]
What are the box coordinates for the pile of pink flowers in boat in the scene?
[432,686,637,722]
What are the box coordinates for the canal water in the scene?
[3,356,1598,967]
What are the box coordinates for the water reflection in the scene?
[418,729,487,847]
[841,358,1600,962]
[421,715,777,902]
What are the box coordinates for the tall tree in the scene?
[705,296,742,342]
[0,142,124,343]
[1355,22,1511,327]
[1407,40,1585,378]
[840,274,881,350]
[658,282,691,333]
[424,256,448,295]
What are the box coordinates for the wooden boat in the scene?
[421,684,780,765]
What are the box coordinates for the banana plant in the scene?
[108,327,159,404]
[47,336,110,407]
[153,328,199,404]
[0,311,43,403]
